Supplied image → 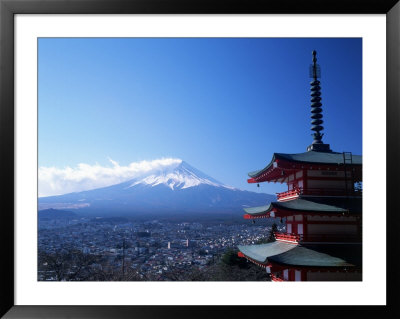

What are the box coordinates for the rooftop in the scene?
[238,242,361,268]
[248,151,362,179]
[243,197,362,218]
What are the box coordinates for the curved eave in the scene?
[238,241,297,264]
[243,204,273,219]
[247,151,363,183]
[238,243,360,268]
[243,198,360,219]
[247,154,277,183]
[268,248,355,268]
[274,199,349,213]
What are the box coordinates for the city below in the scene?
[38,215,282,281]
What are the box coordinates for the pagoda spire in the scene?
[307,50,331,152]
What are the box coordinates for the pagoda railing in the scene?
[277,187,362,201]
[274,231,361,243]
[276,188,301,201]
[274,232,301,243]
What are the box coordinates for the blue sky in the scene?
[38,38,362,195]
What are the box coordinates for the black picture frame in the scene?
[1,0,399,318]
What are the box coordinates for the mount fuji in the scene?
[127,160,232,190]
[38,160,275,218]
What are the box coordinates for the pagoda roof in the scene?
[243,197,362,217]
[238,242,361,268]
[248,151,362,179]
[238,241,295,263]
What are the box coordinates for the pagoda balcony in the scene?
[274,232,361,243]
[276,189,301,201]
[277,187,362,201]
[274,232,301,243]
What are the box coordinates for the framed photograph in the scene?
[1,0,399,318]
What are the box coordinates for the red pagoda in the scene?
[238,51,362,281]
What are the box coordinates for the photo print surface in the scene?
[38,38,362,282]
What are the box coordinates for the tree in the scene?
[38,249,102,281]
[221,249,247,268]
[268,223,278,242]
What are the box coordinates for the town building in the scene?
[238,51,362,281]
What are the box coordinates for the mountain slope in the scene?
[38,160,275,216]
[127,161,231,190]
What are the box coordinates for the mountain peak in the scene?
[127,160,233,191]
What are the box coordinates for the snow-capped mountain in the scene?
[38,160,275,217]
[127,161,233,190]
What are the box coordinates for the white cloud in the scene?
[38,158,182,197]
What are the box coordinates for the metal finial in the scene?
[309,50,324,145]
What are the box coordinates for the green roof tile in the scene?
[249,151,362,178]
[238,242,361,267]
[238,241,296,263]
[243,197,362,216]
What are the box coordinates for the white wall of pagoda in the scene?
[307,179,353,190]
[307,224,358,235]
[306,271,362,281]
[284,215,360,239]
[282,168,357,196]
[307,170,353,178]
[272,268,362,281]
[307,216,358,222]
[286,215,303,235]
